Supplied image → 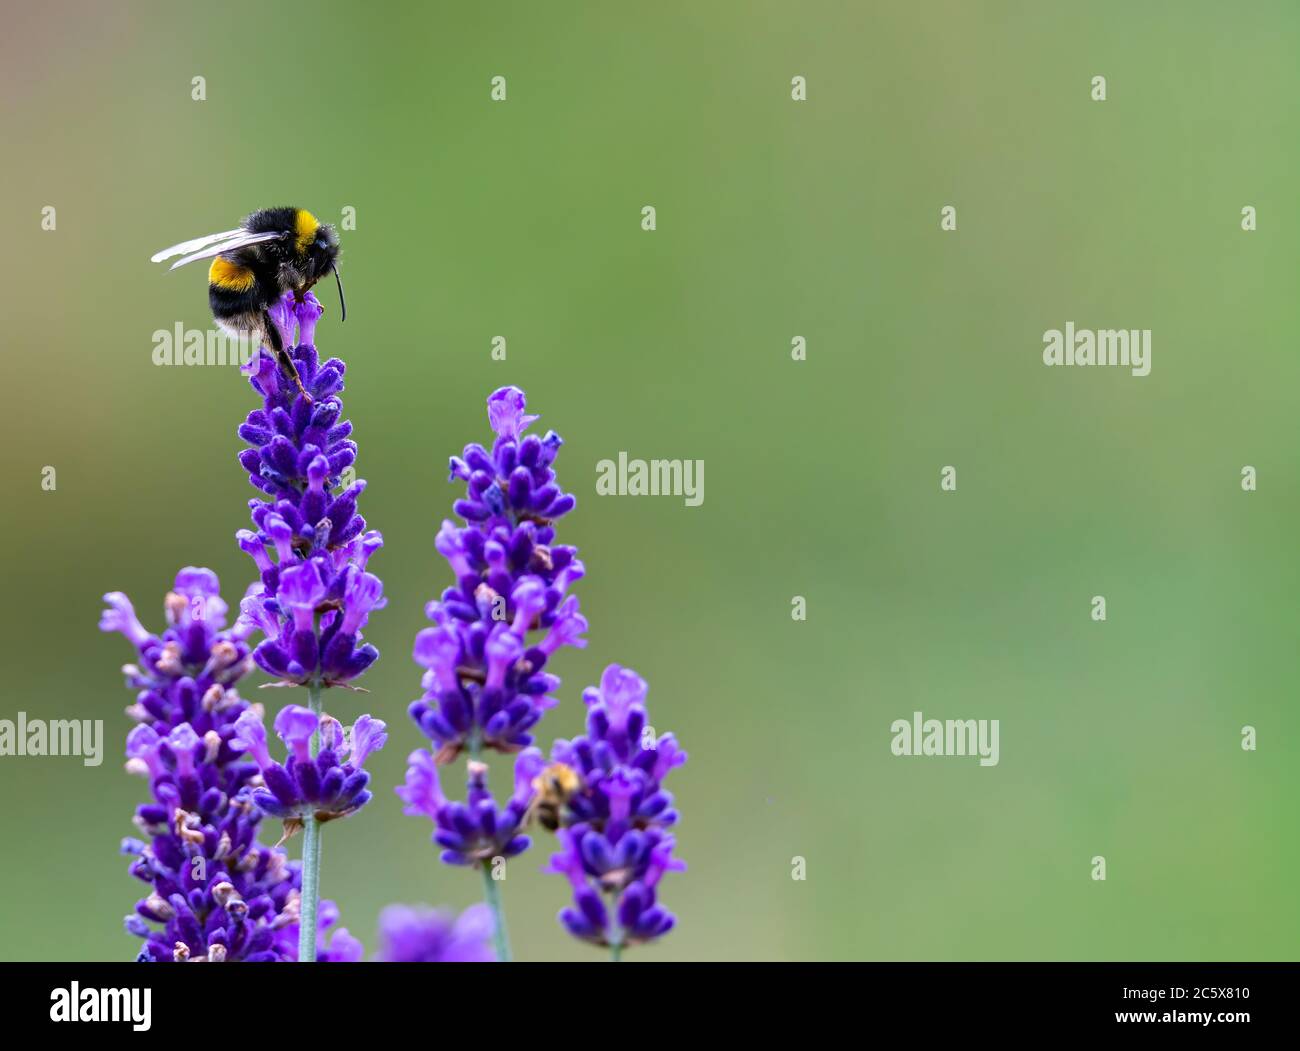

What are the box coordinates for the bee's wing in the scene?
[150,229,242,263]
[151,230,281,269]
[164,232,283,270]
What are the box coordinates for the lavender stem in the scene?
[467,735,513,962]
[479,860,513,962]
[298,680,324,962]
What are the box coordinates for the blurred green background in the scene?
[2,0,1298,961]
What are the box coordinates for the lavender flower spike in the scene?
[546,665,687,957]
[234,291,384,962]
[402,386,588,962]
[409,385,586,762]
[101,569,352,962]
[236,291,385,689]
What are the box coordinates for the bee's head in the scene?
[298,213,346,321]
[288,210,339,283]
[305,225,340,283]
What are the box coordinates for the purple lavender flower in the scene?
[545,665,687,953]
[233,290,385,964]
[409,386,586,761]
[235,291,384,688]
[375,904,494,963]
[397,748,542,866]
[102,569,339,962]
[232,704,387,826]
[277,899,365,962]
[397,388,688,963]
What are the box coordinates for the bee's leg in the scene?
[262,310,312,402]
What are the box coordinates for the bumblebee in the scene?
[527,762,583,832]
[151,207,346,398]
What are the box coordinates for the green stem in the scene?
[298,681,325,963]
[468,733,512,962]
[606,887,625,961]
[480,860,513,962]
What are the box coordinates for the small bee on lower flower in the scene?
[151,207,346,399]
[527,761,583,832]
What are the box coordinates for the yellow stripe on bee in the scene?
[208,256,256,291]
[294,209,320,253]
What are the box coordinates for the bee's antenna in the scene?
[331,261,347,322]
